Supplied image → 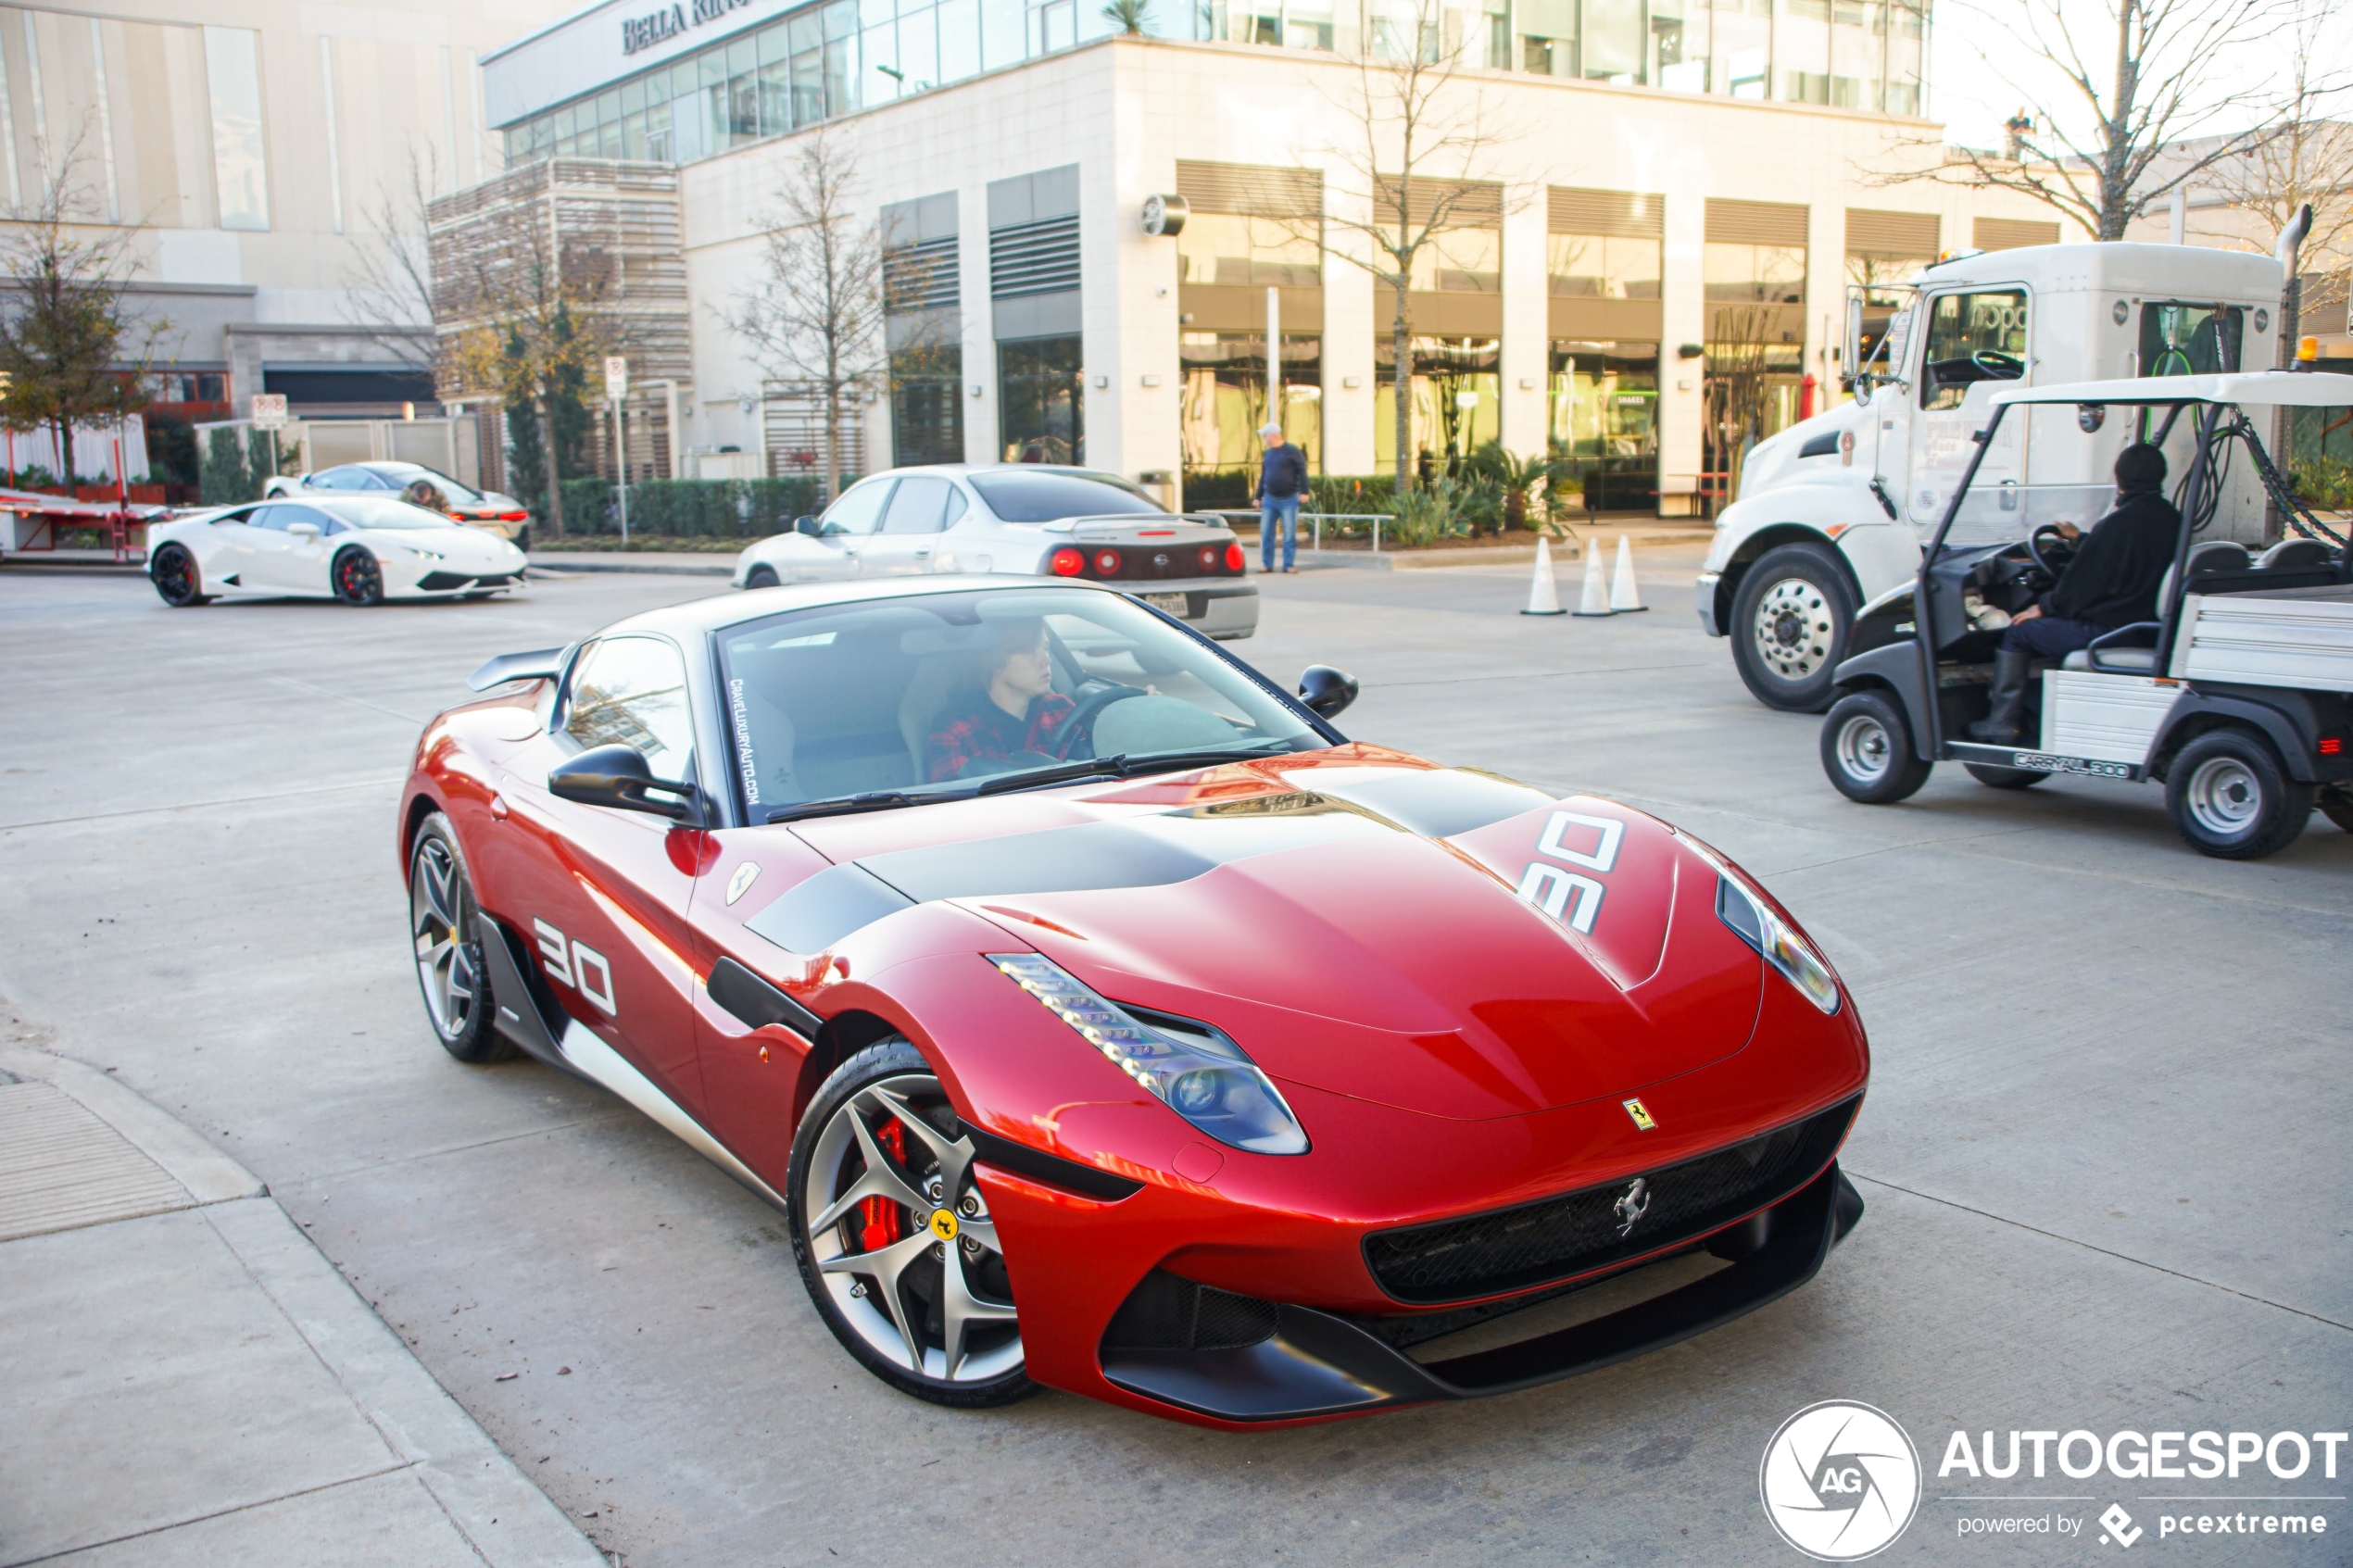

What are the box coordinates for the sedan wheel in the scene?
[788,1039,1032,1407]
[333,547,385,605]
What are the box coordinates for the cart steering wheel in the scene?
[1053,682,1147,759]
[1971,349,2025,381]
[2027,522,2070,580]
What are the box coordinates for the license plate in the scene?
[1142,592,1190,617]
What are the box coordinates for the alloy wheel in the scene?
[801,1073,1021,1384]
[410,837,480,1039]
[1752,577,1835,682]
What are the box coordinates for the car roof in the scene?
[592,575,1136,642]
[852,463,1143,483]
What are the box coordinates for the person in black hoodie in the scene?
[1970,443,2180,743]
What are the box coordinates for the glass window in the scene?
[863,19,899,99]
[249,503,332,532]
[997,336,1085,464]
[1549,341,1659,509]
[1375,336,1498,476]
[758,59,792,134]
[623,109,648,158]
[880,473,959,532]
[715,586,1322,809]
[621,79,645,115]
[823,477,897,532]
[981,0,1023,68]
[759,21,792,61]
[1178,332,1321,479]
[900,5,939,89]
[1411,228,1500,293]
[598,89,623,123]
[1583,0,1644,80]
[1547,232,1662,298]
[939,0,980,80]
[1517,0,1576,73]
[1705,242,1806,304]
[892,344,965,465]
[1176,213,1320,288]
[1918,289,2028,410]
[565,637,695,786]
[202,27,270,231]
[2141,303,2243,377]
[792,45,828,124]
[969,470,1165,521]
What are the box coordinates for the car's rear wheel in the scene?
[333,547,385,605]
[2166,728,2312,859]
[1821,690,1932,803]
[745,565,780,590]
[787,1038,1032,1408]
[1964,761,2046,789]
[150,544,211,607]
[1730,543,1854,712]
[409,813,513,1063]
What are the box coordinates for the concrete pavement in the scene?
[0,557,2345,1567]
[0,1026,603,1568]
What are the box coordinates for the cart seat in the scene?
[2061,646,2158,673]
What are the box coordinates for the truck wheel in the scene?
[1730,543,1855,713]
[2166,729,2313,859]
[1964,762,2046,789]
[1821,691,1932,803]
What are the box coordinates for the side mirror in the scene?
[549,743,704,824]
[286,521,320,540]
[1297,665,1359,720]
[794,515,822,536]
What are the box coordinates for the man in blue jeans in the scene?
[1256,421,1307,574]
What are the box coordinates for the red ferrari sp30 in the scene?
[401,577,1868,1427]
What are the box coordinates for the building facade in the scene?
[480,3,2080,509]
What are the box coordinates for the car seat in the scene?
[2258,537,2332,571]
[899,653,984,783]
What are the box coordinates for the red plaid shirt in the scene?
[926,693,1076,782]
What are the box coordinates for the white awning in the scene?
[1990,370,2353,408]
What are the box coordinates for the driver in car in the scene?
[1970,443,2180,743]
[925,619,1076,781]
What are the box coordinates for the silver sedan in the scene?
[729,465,1257,639]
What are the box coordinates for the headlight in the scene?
[989,954,1309,1155]
[400,546,445,562]
[1679,835,1842,1015]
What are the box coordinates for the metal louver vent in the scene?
[1375,176,1505,229]
[990,216,1081,299]
[885,234,961,313]
[1548,187,1662,237]
[1176,160,1322,217]
[1705,197,1809,247]
[1845,208,1939,257]
[1974,216,2062,252]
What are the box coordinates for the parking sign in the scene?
[604,356,628,400]
[250,394,289,431]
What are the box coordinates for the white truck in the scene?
[1695,242,2287,710]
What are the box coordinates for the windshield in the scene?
[322,496,475,532]
[715,586,1322,816]
[969,471,1167,522]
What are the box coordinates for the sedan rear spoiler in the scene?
[467,646,568,691]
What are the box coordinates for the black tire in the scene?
[745,564,780,590]
[2319,784,2353,833]
[2165,728,2313,859]
[786,1038,1034,1409]
[150,543,212,607]
[333,546,385,605]
[514,524,532,553]
[1821,690,1933,803]
[1964,762,2047,789]
[408,813,514,1063]
[1730,542,1856,712]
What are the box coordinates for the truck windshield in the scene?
[1919,290,2029,410]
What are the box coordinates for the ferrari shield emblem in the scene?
[1622,1098,1657,1131]
[724,861,761,906]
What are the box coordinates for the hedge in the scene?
[549,475,837,537]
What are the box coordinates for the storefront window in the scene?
[1547,232,1662,297]
[1410,229,1500,293]
[1179,332,1322,482]
[1176,215,1321,288]
[893,345,965,465]
[1549,341,1658,509]
[999,335,1084,464]
[1375,337,1499,478]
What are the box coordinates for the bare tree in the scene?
[2192,2,2353,269]
[1271,0,1517,490]
[1879,0,2283,240]
[0,133,170,485]
[724,133,885,508]
[341,149,442,375]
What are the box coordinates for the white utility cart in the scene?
[1818,370,2353,859]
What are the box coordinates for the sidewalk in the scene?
[0,1043,605,1568]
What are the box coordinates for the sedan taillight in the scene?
[1224,542,1246,572]
[1049,546,1086,576]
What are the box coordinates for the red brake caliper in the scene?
[856,1116,907,1252]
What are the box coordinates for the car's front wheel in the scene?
[333,546,385,605]
[409,813,513,1063]
[2166,728,2312,859]
[150,544,211,607]
[1731,543,1855,712]
[787,1038,1033,1408]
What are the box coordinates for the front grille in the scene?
[417,571,472,591]
[1101,1269,1280,1352]
[1364,1097,1858,1304]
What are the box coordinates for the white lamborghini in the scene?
[146,495,529,607]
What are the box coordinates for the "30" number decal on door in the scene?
[535,918,618,1016]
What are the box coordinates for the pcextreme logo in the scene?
[1761,1400,1924,1562]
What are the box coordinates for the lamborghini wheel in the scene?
[151,544,211,606]
[409,813,513,1063]
[787,1038,1032,1407]
[333,546,385,605]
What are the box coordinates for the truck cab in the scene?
[1696,243,2284,710]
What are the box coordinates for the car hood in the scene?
[369,525,520,559]
[753,756,1764,1120]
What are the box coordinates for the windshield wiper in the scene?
[766,791,928,823]
[971,746,1288,797]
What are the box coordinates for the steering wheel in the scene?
[1052,682,1147,759]
[2027,523,2070,580]
[1970,349,2025,381]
